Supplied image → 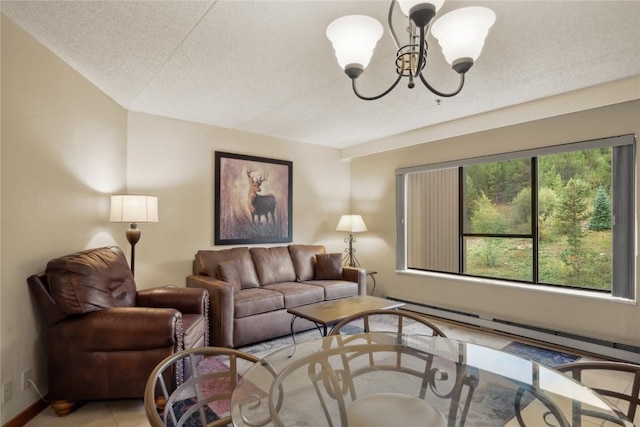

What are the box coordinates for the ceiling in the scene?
[2,0,640,155]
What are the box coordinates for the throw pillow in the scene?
[289,245,326,281]
[217,261,241,293]
[315,253,343,280]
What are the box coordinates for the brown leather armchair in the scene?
[27,246,209,416]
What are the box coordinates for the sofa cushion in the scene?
[195,248,260,289]
[263,282,324,308]
[234,288,284,318]
[315,253,343,280]
[289,245,326,281]
[250,247,296,285]
[303,280,359,300]
[46,246,136,314]
[217,261,241,293]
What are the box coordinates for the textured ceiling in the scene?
[2,0,640,154]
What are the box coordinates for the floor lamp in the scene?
[336,214,367,267]
[110,195,159,275]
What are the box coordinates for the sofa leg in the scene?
[52,400,75,416]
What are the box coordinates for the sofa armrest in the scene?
[51,307,182,352]
[136,286,208,315]
[343,267,367,295]
[186,274,235,348]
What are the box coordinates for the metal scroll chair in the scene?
[145,347,260,427]
[554,361,640,426]
[329,310,475,427]
[266,335,477,427]
[513,382,571,427]
[328,308,447,337]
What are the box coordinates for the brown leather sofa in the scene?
[186,244,366,348]
[27,246,209,416]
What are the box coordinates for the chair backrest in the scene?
[329,308,447,337]
[554,361,640,425]
[27,272,68,327]
[44,246,137,314]
[27,246,136,325]
[145,347,260,427]
[268,334,476,427]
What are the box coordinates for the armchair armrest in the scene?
[52,307,182,352]
[343,267,367,296]
[186,274,235,347]
[137,286,208,315]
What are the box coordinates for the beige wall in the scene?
[0,15,352,423]
[124,111,352,288]
[350,100,640,348]
[1,16,127,423]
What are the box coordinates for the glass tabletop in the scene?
[231,333,632,427]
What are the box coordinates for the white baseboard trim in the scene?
[385,295,640,364]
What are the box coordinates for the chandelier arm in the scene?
[351,73,404,101]
[418,72,466,98]
[413,24,427,78]
[387,0,401,50]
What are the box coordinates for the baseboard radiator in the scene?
[385,295,640,364]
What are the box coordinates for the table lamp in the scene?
[110,195,158,275]
[336,214,367,267]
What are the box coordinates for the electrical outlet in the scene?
[2,381,12,403]
[22,369,32,391]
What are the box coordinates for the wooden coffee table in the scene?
[288,295,404,340]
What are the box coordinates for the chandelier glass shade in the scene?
[326,0,496,100]
[326,15,383,70]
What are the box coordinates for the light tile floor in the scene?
[25,316,636,426]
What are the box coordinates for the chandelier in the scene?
[326,0,496,100]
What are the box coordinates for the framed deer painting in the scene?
[214,151,293,245]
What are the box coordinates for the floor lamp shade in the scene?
[110,195,159,223]
[110,195,158,274]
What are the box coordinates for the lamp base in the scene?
[342,233,361,268]
[125,224,141,246]
[125,223,141,275]
[342,252,360,268]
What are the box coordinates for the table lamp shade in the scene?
[110,195,159,223]
[336,215,367,233]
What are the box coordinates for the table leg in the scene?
[290,315,298,345]
[367,272,377,296]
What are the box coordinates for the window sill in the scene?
[396,269,636,304]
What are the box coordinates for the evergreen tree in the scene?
[556,179,591,282]
[589,185,612,231]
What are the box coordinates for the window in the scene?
[396,135,635,299]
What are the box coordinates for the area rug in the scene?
[501,341,580,366]
[196,356,234,416]
[165,396,219,427]
[238,323,363,357]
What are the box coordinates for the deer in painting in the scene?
[247,168,276,224]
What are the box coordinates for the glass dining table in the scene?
[230,333,632,427]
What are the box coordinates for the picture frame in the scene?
[215,151,293,245]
